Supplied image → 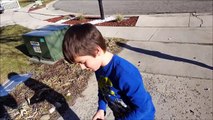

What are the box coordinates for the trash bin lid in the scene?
[36,25,70,31]
[0,73,32,96]
[23,30,53,37]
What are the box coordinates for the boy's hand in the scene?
[92,109,105,120]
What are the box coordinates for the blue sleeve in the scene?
[98,89,107,111]
[95,73,107,111]
[118,71,155,120]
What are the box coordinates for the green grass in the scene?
[19,1,33,7]
[19,0,54,7]
[0,25,32,84]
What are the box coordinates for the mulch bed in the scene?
[45,16,65,23]
[97,16,138,27]
[63,17,99,25]
[45,16,138,27]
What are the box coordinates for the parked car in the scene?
[0,4,4,14]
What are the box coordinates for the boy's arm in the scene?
[118,72,155,120]
[95,73,107,112]
[98,89,107,112]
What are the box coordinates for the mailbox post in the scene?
[98,0,104,19]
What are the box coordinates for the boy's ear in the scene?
[95,46,103,56]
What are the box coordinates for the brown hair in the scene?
[62,23,106,63]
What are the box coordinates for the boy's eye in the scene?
[78,62,85,64]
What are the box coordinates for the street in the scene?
[53,0,213,15]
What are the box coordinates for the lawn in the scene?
[19,0,55,7]
[0,25,32,84]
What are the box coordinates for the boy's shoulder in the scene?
[112,55,138,73]
[113,55,133,65]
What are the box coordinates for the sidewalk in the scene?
[0,1,212,119]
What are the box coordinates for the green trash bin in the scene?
[22,25,70,62]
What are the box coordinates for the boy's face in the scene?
[74,55,102,72]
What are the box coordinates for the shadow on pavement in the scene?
[8,72,80,120]
[116,42,213,70]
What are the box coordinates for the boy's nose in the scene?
[79,64,87,70]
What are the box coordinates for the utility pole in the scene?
[98,0,104,19]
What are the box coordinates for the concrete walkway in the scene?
[0,1,212,120]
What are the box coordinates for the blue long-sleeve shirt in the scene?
[95,55,155,120]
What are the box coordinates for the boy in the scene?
[62,23,155,120]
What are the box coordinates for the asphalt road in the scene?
[53,0,213,15]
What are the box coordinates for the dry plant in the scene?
[115,14,124,22]
[62,15,71,20]
[76,13,85,21]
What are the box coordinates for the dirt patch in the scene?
[45,16,138,27]
[1,38,127,120]
[8,60,91,120]
[45,16,66,23]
